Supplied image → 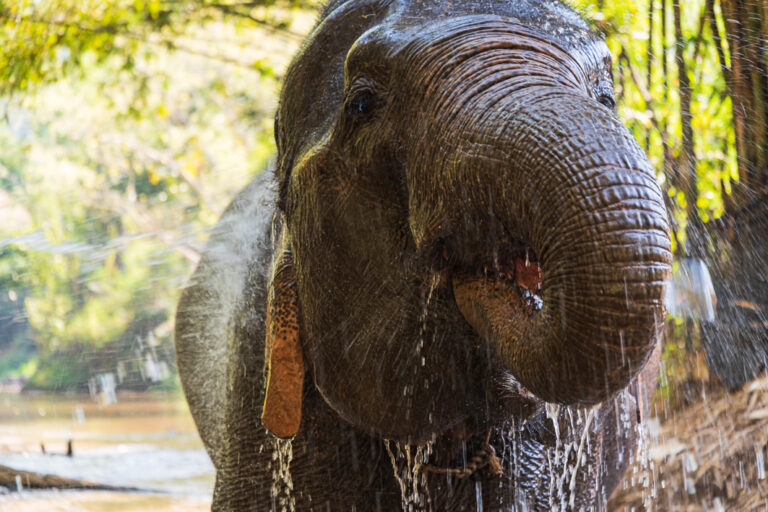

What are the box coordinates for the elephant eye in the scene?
[345,90,380,118]
[597,94,616,110]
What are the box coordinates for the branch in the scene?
[0,3,305,66]
[673,0,701,255]
[204,3,307,39]
[691,4,708,65]
[0,2,307,39]
[141,36,279,72]
[0,464,136,491]
[618,48,669,148]
[660,0,669,103]
[0,8,285,73]
[0,7,126,34]
[645,0,653,152]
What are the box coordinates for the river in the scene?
[0,391,214,511]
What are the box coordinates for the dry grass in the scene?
[610,375,768,511]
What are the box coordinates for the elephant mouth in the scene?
[449,243,545,339]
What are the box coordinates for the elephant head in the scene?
[260,0,672,444]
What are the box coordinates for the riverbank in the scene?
[0,391,214,511]
[0,490,211,512]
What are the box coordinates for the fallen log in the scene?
[0,464,137,491]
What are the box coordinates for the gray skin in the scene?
[175,0,672,510]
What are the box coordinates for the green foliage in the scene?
[572,0,737,234]
[0,0,316,95]
[0,0,313,390]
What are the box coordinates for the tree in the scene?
[0,0,311,95]
[701,0,768,388]
[0,0,312,389]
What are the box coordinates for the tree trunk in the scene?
[0,464,124,491]
[720,0,768,204]
[702,0,768,389]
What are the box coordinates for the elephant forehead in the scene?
[278,0,607,196]
[327,0,601,80]
[349,16,596,65]
[324,0,589,30]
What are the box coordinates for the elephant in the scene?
[175,0,672,510]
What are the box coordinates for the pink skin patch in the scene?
[515,258,543,292]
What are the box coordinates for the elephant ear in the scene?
[261,229,305,439]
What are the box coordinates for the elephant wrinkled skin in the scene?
[175,0,672,509]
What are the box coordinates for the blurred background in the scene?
[0,0,765,510]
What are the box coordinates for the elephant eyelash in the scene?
[594,74,615,110]
[346,92,378,115]
[344,91,381,117]
[597,94,615,110]
[274,113,282,154]
[344,84,384,119]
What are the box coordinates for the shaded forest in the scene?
[0,0,765,400]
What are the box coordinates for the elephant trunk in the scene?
[411,89,672,407]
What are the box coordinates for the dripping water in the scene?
[544,402,561,509]
[270,438,296,512]
[567,405,598,509]
[385,440,433,511]
[474,480,483,512]
[417,272,441,369]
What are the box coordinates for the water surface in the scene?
[0,391,214,511]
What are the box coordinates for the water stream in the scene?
[270,438,295,512]
[385,440,433,511]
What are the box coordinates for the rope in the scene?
[422,430,504,478]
